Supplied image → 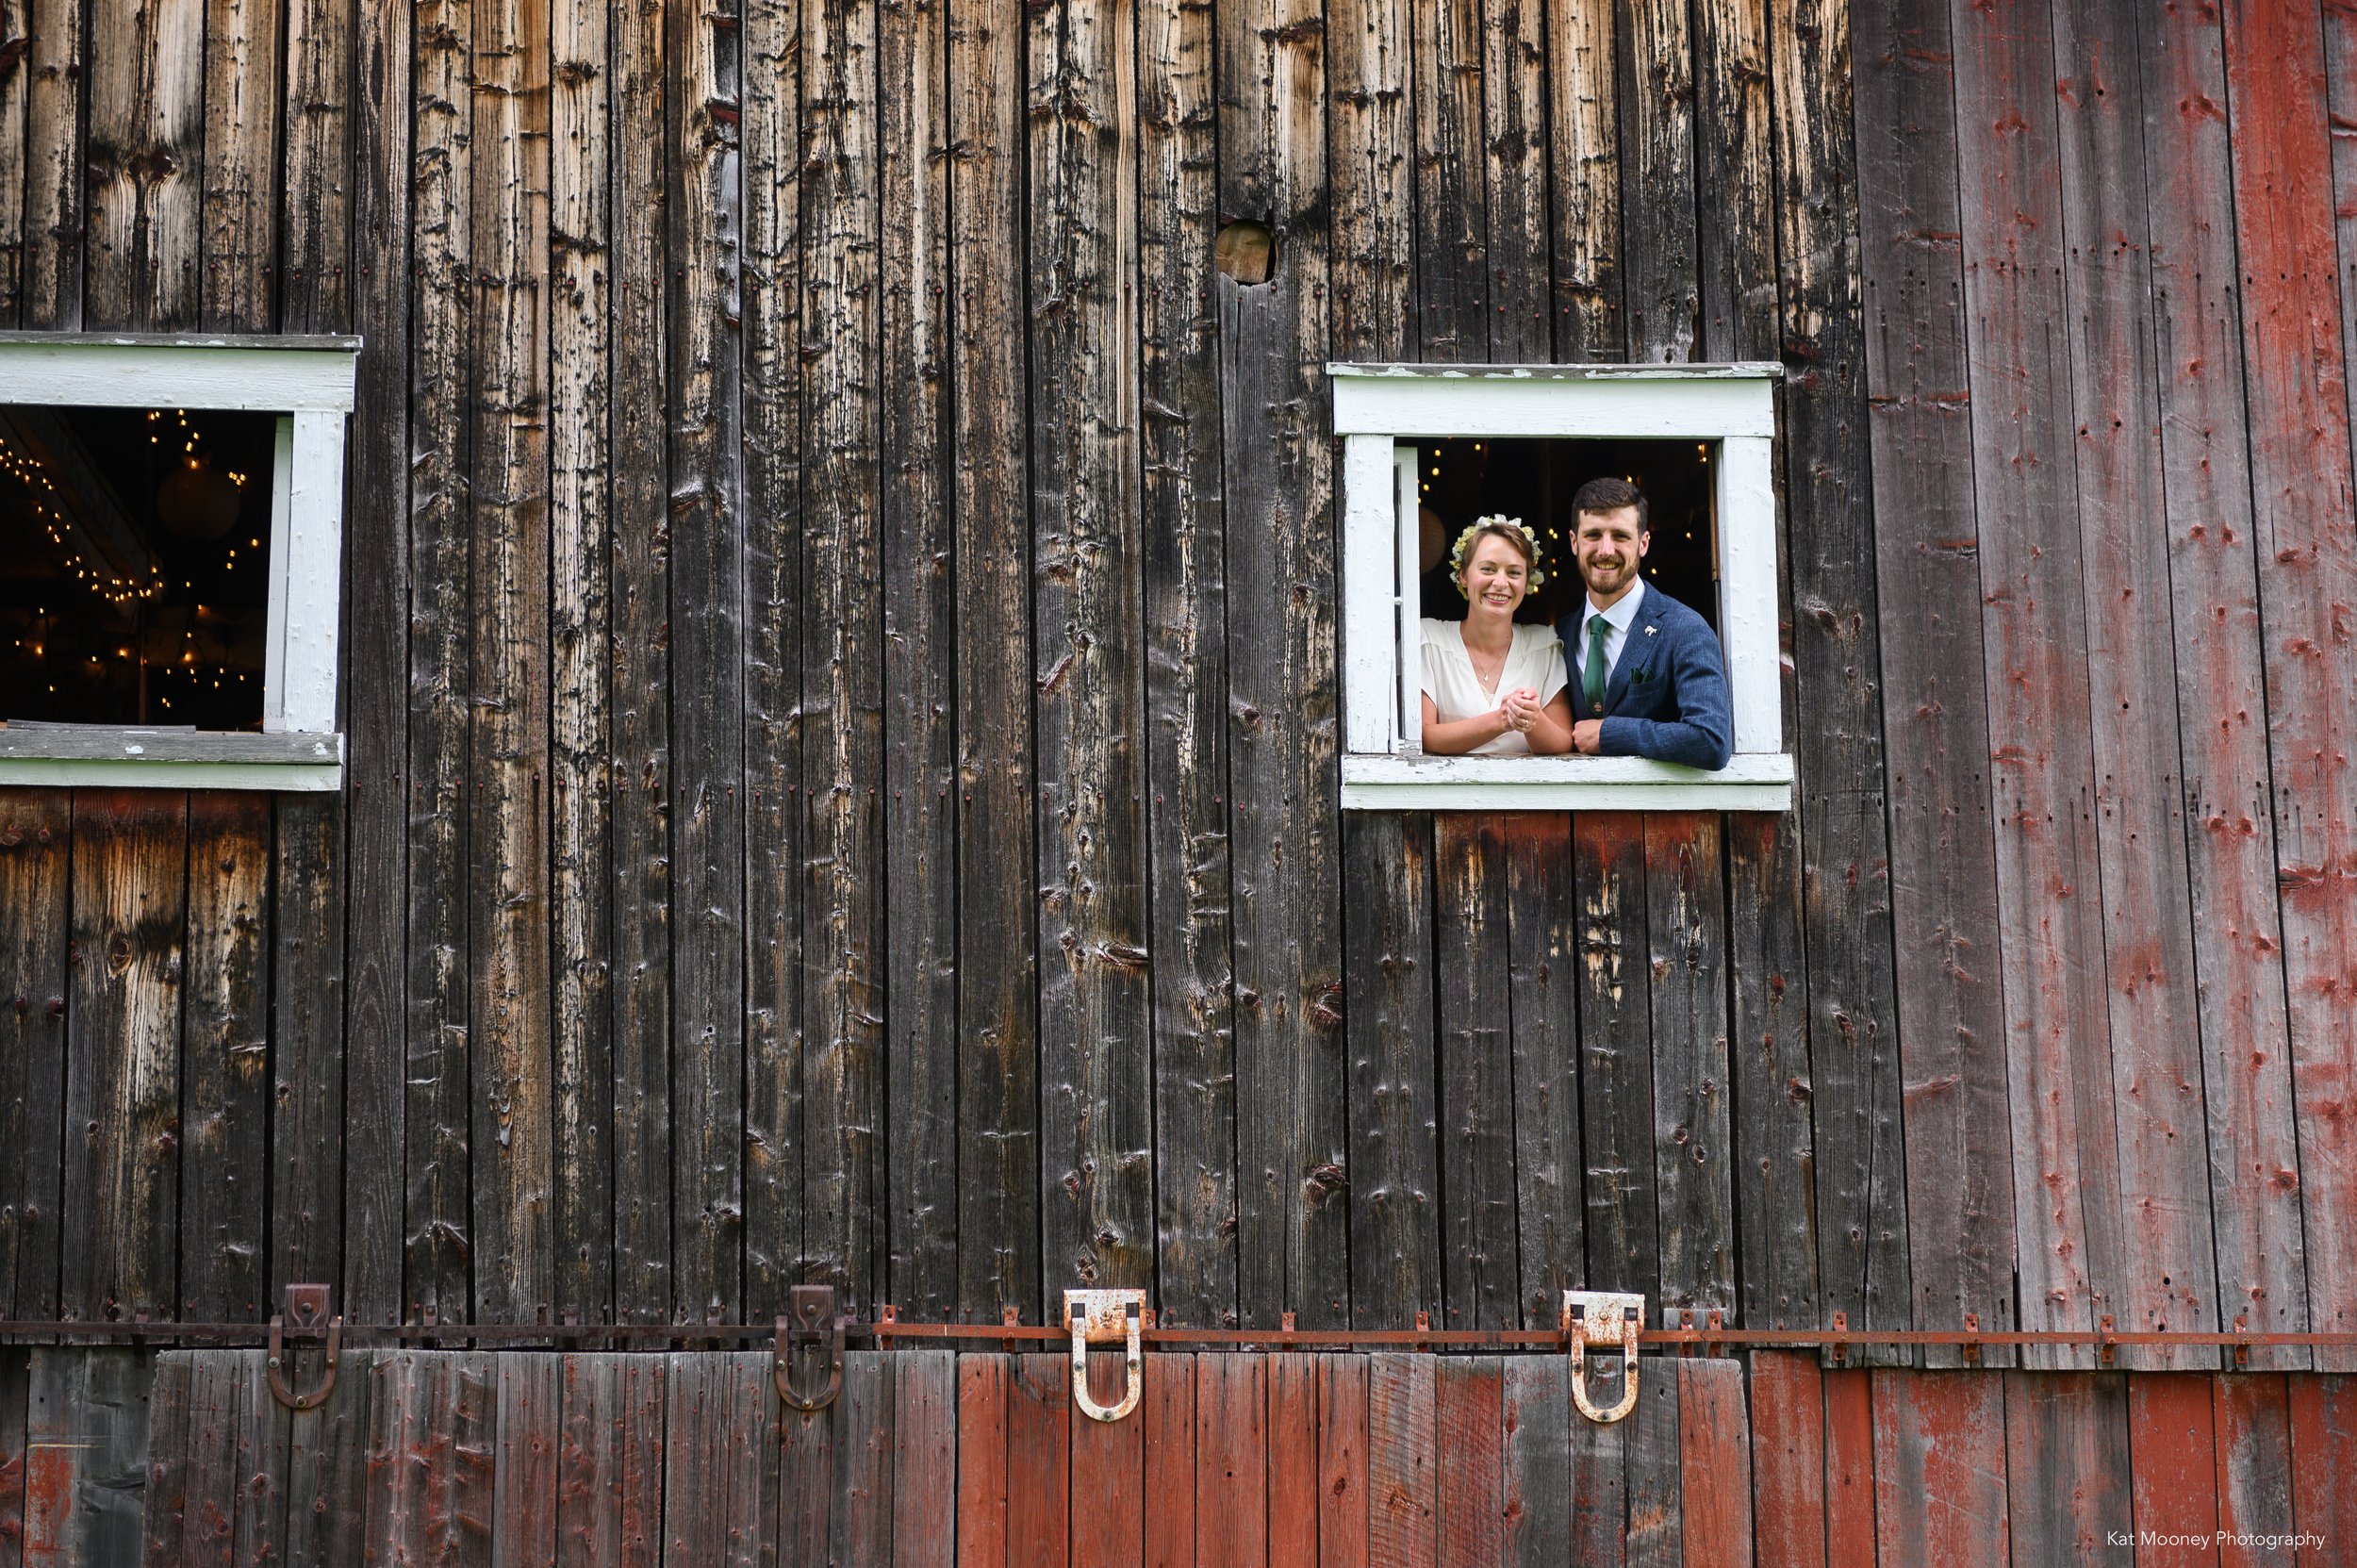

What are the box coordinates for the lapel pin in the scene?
[1644,624,1658,636]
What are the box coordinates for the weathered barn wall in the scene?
[0,0,2353,1386]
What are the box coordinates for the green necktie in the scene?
[1584,616,1611,715]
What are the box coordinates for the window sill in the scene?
[0,727,344,790]
[1340,751,1792,812]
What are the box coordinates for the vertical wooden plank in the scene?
[82,0,202,328]
[1478,0,1548,362]
[181,796,271,1324]
[1409,0,1486,358]
[1139,0,1237,1333]
[1435,819,1519,1329]
[2222,0,2357,1372]
[1368,1356,1435,1568]
[1029,0,1152,1300]
[1196,1356,1268,1568]
[1504,815,1583,1331]
[1546,0,1621,359]
[0,793,67,1323]
[1317,1355,1367,1568]
[668,0,748,1327]
[548,0,616,1329]
[2146,0,2306,1367]
[2050,0,2219,1369]
[18,0,84,330]
[893,1352,957,1568]
[1005,1354,1069,1568]
[338,0,412,1329]
[1500,1358,1567,1568]
[878,0,958,1322]
[228,1354,285,1568]
[362,1355,420,1568]
[1678,1361,1754,1568]
[1854,0,2017,1364]
[1820,1368,1872,1568]
[740,0,806,1327]
[1624,1355,1683,1568]
[948,0,1041,1326]
[1268,1355,1321,1568]
[197,0,281,331]
[1147,1353,1198,1568]
[0,0,25,327]
[1345,817,1442,1328]
[276,0,351,334]
[832,1356,896,1568]
[956,1357,1009,1568]
[1567,1366,1628,1568]
[139,1352,191,1567]
[2287,1376,2357,1567]
[608,0,674,1328]
[1871,1370,2007,1567]
[2214,1377,2296,1568]
[1747,1355,1825,1568]
[406,0,477,1331]
[273,791,348,1309]
[2002,1372,2132,1568]
[283,1349,375,1568]
[24,1350,150,1568]
[61,792,186,1324]
[1070,1350,1145,1568]
[496,1357,561,1568]
[2128,1375,2221,1568]
[555,1355,618,1568]
[1578,814,1657,1303]
[1646,813,1734,1315]
[1726,812,1821,1335]
[0,1350,27,1568]
[180,1353,239,1565]
[1218,0,1348,1332]
[1327,0,1409,364]
[1768,0,1909,1351]
[1953,0,2126,1371]
[1434,1359,1503,1568]
[801,0,884,1314]
[1693,0,1776,355]
[1618,0,1697,361]
[779,1349,834,1568]
[665,1353,767,1568]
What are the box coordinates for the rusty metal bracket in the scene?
[775,1285,845,1413]
[1962,1312,1982,1366]
[1562,1291,1643,1426]
[2097,1314,2118,1370]
[1065,1289,1145,1424]
[267,1284,342,1412]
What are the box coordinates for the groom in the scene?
[1557,477,1733,769]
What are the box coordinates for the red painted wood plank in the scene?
[618,1357,665,1568]
[2001,1372,2132,1565]
[2214,1377,2296,1568]
[2287,1376,2357,1567]
[0,1351,25,1568]
[1268,1356,1320,1568]
[1747,1354,1825,1568]
[668,1353,768,1568]
[1821,1369,1871,1568]
[1871,1370,2007,1566]
[1499,1358,1568,1568]
[781,1351,836,1568]
[956,1357,1009,1568]
[227,1353,284,1568]
[1196,1353,1268,1568]
[1071,1352,1146,1568]
[1678,1359,1754,1568]
[556,1355,621,1568]
[894,1352,958,1568]
[1145,1353,1196,1568]
[181,1352,240,1567]
[497,1356,561,1568]
[1624,1353,1681,1568]
[1316,1356,1367,1568]
[1005,1354,1069,1568]
[1367,1356,1435,1568]
[1433,1359,1501,1568]
[2222,0,2357,1372]
[2128,1375,2221,1568]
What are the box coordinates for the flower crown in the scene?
[1450,515,1546,596]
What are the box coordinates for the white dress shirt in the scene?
[1574,579,1647,705]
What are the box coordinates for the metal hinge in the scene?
[1562,1290,1643,1426]
[267,1283,342,1412]
[1064,1288,1145,1424]
[775,1284,845,1413]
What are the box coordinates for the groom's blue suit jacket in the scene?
[1556,587,1734,771]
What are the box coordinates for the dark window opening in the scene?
[0,404,279,730]
[1414,436,1719,634]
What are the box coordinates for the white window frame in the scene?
[0,333,357,790]
[1333,362,1793,812]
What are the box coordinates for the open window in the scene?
[0,334,357,789]
[1334,363,1792,811]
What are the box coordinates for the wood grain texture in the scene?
[1146,1352,1198,1568]
[179,795,271,1322]
[1327,0,1410,364]
[1821,1367,1872,1567]
[1499,1357,1568,1568]
[1567,1356,1628,1568]
[1433,1358,1502,1568]
[1269,1355,1320,1568]
[1479,0,1548,361]
[197,0,281,332]
[1617,0,1696,361]
[272,796,347,1306]
[1408,0,1486,359]
[892,1352,956,1568]
[18,0,83,329]
[1578,814,1657,1303]
[1854,0,2017,1363]
[1198,1353,1269,1568]
[2212,1376,2296,1568]
[283,1348,376,1568]
[2144,0,2307,1367]
[0,1350,27,1568]
[0,0,25,326]
[82,0,202,328]
[948,0,1041,1326]
[1646,813,1734,1314]
[1726,814,1821,1332]
[2287,1375,2357,1568]
[1871,1369,2007,1566]
[494,1354,561,1568]
[25,1350,151,1568]
[779,1348,834,1568]
[1072,1353,1146,1568]
[1746,1354,1825,1568]
[663,1353,767,1568]
[1005,1354,1069,1568]
[2222,0,2357,1372]
[1503,815,1583,1329]
[955,1356,1008,1568]
[0,793,67,1322]
[1368,1356,1436,1568]
[1140,0,1237,1333]
[1677,1359,1753,1568]
[1546,0,1621,359]
[830,1355,895,1567]
[62,793,187,1323]
[2002,1372,2132,1567]
[1344,817,1442,1328]
[1623,1354,1681,1568]
[276,0,350,334]
[1435,818,1518,1329]
[1218,0,1348,1330]
[2128,1375,2221,1567]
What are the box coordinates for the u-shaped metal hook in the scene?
[1065,1289,1145,1424]
[267,1284,343,1412]
[1562,1291,1644,1425]
[776,1284,845,1413]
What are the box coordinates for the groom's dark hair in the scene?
[1573,476,1649,531]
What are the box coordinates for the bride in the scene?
[1420,516,1574,754]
